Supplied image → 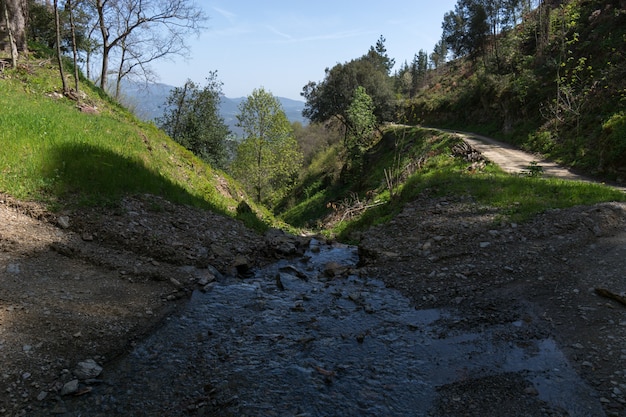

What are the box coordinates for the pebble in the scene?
[61,379,79,396]
[74,359,103,380]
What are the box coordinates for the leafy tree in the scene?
[231,88,303,205]
[302,54,394,131]
[157,72,230,169]
[344,86,377,176]
[430,36,448,69]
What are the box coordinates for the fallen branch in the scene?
[595,288,626,307]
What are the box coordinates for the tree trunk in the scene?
[66,0,80,93]
[53,0,67,93]
[96,0,109,91]
[2,0,27,65]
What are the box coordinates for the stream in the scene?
[57,239,604,416]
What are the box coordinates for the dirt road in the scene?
[446,129,626,192]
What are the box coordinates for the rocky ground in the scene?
[1,188,626,416]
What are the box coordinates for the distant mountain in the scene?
[120,82,308,137]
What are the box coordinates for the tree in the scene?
[53,0,68,93]
[302,54,394,131]
[365,34,395,74]
[344,86,377,177]
[231,88,303,205]
[430,36,448,69]
[157,72,230,169]
[94,0,206,94]
[1,0,28,66]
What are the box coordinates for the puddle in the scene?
[59,240,604,416]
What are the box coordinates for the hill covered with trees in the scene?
[298,0,625,185]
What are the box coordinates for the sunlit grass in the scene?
[0,59,269,230]
[279,126,625,240]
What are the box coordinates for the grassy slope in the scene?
[280,126,625,241]
[0,58,269,229]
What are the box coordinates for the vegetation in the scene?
[0,58,272,232]
[1,0,624,243]
[157,72,230,170]
[230,88,304,206]
[280,127,625,240]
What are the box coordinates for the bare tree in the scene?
[94,0,206,93]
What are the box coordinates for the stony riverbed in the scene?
[50,239,604,417]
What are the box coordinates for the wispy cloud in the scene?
[212,6,237,23]
[264,29,373,44]
[267,25,292,40]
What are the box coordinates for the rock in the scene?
[479,241,491,248]
[196,270,216,286]
[324,262,347,278]
[169,277,183,288]
[36,391,48,401]
[61,379,79,395]
[233,255,252,276]
[57,216,70,229]
[74,359,103,380]
[6,263,20,274]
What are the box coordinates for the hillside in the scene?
[406,0,626,182]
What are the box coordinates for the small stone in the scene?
[6,263,20,274]
[169,277,183,288]
[22,345,32,352]
[582,361,594,368]
[74,359,103,379]
[479,241,491,248]
[61,379,79,396]
[524,386,539,396]
[57,216,70,229]
[36,391,48,401]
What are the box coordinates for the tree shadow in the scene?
[42,142,227,214]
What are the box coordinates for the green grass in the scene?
[278,126,625,241]
[0,59,269,230]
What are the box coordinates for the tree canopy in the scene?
[157,73,230,169]
[302,37,395,130]
[231,88,303,205]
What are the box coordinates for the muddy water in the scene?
[59,240,604,416]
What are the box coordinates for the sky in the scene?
[157,1,458,101]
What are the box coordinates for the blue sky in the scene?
[157,1,458,100]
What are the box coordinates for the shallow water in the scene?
[60,239,604,416]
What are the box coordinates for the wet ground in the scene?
[45,239,606,417]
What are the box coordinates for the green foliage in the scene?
[302,40,395,127]
[230,88,303,206]
[599,112,626,172]
[344,86,377,169]
[278,125,625,241]
[157,73,230,169]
